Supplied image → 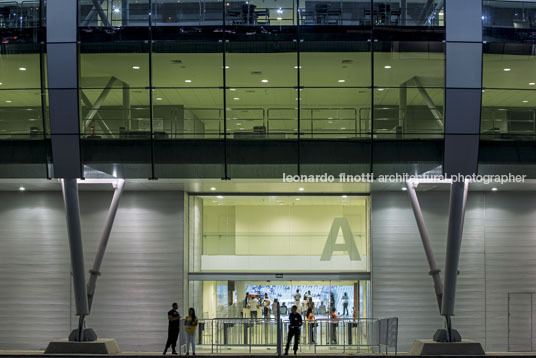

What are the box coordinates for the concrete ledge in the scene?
[409,339,485,356]
[44,338,120,354]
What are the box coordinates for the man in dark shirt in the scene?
[284,305,303,355]
[163,302,181,355]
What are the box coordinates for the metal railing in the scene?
[171,316,397,355]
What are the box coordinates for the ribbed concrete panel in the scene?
[484,192,536,352]
[0,191,184,352]
[372,192,485,352]
[0,193,70,350]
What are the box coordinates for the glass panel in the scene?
[483,43,536,90]
[0,1,41,28]
[226,40,297,87]
[483,0,536,30]
[300,41,371,87]
[373,41,444,88]
[152,88,223,138]
[192,195,370,272]
[79,0,150,27]
[0,44,42,89]
[299,0,371,26]
[152,0,223,26]
[152,41,223,87]
[481,89,536,140]
[300,88,371,138]
[373,0,444,27]
[373,87,444,138]
[0,89,43,138]
[79,88,150,137]
[80,42,150,89]
[225,0,296,26]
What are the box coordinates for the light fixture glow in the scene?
[18,186,26,191]
[523,100,528,103]
[294,66,302,69]
[277,17,283,20]
[184,80,192,83]
[132,66,140,70]
[0,82,3,85]
[224,66,230,69]
[342,195,348,198]
[233,97,240,100]
[530,82,536,86]
[338,79,345,83]
[378,88,385,91]
[401,187,407,191]
[156,97,163,101]
[328,121,334,124]
[5,100,12,103]
[18,67,26,71]
[217,195,224,199]
[384,65,392,69]
[491,187,498,191]
[296,198,300,201]
[261,79,269,83]
[298,187,304,191]
[504,68,511,71]
[230,88,236,91]
[210,187,216,191]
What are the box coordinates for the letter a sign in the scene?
[320,217,361,261]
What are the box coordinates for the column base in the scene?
[44,338,120,354]
[409,339,485,356]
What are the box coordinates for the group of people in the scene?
[163,303,198,356]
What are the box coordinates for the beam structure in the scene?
[87,180,126,311]
[61,179,89,341]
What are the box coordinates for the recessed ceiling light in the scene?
[530,82,535,86]
[132,66,140,70]
[296,198,300,201]
[236,123,241,125]
[277,17,283,20]
[0,82,3,85]
[504,68,511,71]
[224,66,230,69]
[5,100,12,103]
[338,80,345,83]
[328,121,334,124]
[298,187,304,191]
[384,65,392,69]
[342,195,348,198]
[230,88,236,91]
[340,127,346,130]
[401,187,407,191]
[491,187,498,191]
[156,97,163,101]
[185,80,192,83]
[18,186,25,191]
[233,97,239,100]
[217,195,224,199]
[378,88,385,91]
[28,118,37,121]
[523,100,528,103]
[294,66,302,69]
[18,67,26,71]
[261,79,269,83]
[482,89,486,92]
[210,187,216,191]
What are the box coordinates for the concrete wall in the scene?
[372,191,536,352]
[0,191,184,352]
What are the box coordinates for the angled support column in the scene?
[61,179,89,341]
[406,181,443,312]
[441,180,469,342]
[87,180,126,311]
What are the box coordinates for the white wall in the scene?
[0,191,184,352]
[372,191,536,352]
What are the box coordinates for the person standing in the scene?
[293,289,301,308]
[284,305,303,356]
[342,292,349,316]
[163,302,181,355]
[272,298,279,318]
[262,293,271,318]
[330,307,339,344]
[184,308,198,356]
[306,307,316,344]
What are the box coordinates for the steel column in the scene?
[441,181,467,322]
[406,182,444,312]
[61,179,89,341]
[86,180,126,311]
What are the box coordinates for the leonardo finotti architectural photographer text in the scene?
[282,173,527,184]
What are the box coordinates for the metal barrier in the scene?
[173,316,398,355]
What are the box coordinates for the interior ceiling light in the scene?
[19,67,26,71]
[132,66,140,70]
[5,100,12,103]
[503,68,511,71]
[210,187,216,191]
[230,88,236,91]
[298,187,304,191]
[296,198,300,201]
[530,82,536,86]
[184,80,192,83]
[338,79,345,83]
[261,79,269,83]
[378,88,385,91]
[384,65,392,69]
[0,82,3,85]
[217,195,224,199]
[401,187,407,191]
[224,66,230,69]
[294,66,302,69]
[342,195,348,198]
[156,97,163,101]
[233,97,239,100]
[491,187,498,191]
[523,100,528,103]
[18,186,26,191]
